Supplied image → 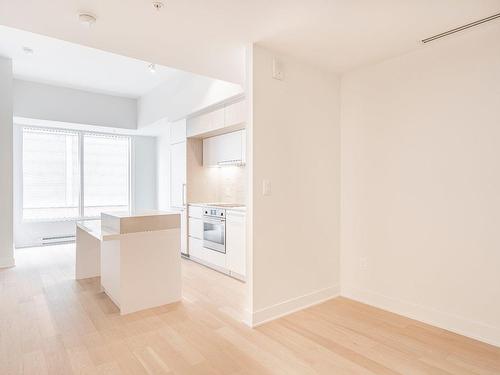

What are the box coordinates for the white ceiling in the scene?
[0,1,499,84]
[0,25,191,98]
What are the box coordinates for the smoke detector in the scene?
[152,1,164,11]
[79,13,97,28]
[22,46,34,55]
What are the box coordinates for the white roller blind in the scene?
[22,127,131,221]
[22,128,79,220]
[83,133,130,217]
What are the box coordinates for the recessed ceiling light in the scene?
[79,13,97,28]
[148,63,156,73]
[22,46,34,55]
[152,1,164,11]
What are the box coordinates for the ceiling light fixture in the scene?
[79,13,97,28]
[22,46,34,55]
[148,63,156,73]
[152,1,164,11]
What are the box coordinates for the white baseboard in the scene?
[0,256,15,268]
[251,284,340,327]
[342,285,500,348]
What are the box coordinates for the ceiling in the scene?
[0,1,499,84]
[0,25,190,98]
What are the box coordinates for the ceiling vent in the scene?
[421,12,500,43]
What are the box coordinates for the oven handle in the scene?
[203,217,226,224]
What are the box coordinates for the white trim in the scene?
[251,285,340,327]
[0,256,15,268]
[341,285,500,348]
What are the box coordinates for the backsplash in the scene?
[207,166,246,204]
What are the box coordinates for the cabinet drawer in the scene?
[199,247,226,268]
[188,205,203,219]
[188,217,203,239]
[188,237,226,269]
[189,237,203,259]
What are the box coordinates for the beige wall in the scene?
[340,23,500,346]
[251,45,341,324]
[0,57,14,267]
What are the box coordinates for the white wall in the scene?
[0,57,14,267]
[156,123,171,210]
[13,80,137,129]
[138,74,242,128]
[340,23,500,346]
[133,136,157,211]
[251,45,341,325]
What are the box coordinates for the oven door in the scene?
[203,217,226,253]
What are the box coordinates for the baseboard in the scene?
[0,256,15,268]
[342,285,500,348]
[251,284,340,327]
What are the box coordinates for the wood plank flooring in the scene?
[0,244,499,374]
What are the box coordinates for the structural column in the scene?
[0,56,14,268]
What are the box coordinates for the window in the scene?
[22,127,130,221]
[22,128,79,220]
[83,134,130,217]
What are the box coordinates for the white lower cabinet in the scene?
[188,217,203,239]
[188,237,226,270]
[187,205,246,281]
[226,210,246,280]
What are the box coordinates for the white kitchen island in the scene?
[76,210,181,315]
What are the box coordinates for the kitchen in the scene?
[168,97,248,283]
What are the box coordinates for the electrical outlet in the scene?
[360,257,368,270]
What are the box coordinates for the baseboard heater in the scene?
[42,235,76,245]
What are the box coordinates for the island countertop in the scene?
[101,210,181,237]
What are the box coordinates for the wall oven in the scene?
[203,207,226,253]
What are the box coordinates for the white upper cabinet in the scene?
[170,119,186,144]
[187,107,224,138]
[224,100,247,128]
[187,99,246,138]
[203,130,246,167]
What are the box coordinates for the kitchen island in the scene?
[76,210,181,315]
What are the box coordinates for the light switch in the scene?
[262,179,271,196]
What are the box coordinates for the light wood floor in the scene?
[1,244,499,374]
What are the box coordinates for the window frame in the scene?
[21,125,132,223]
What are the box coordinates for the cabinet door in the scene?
[180,209,187,255]
[188,217,203,239]
[170,141,186,208]
[218,131,242,164]
[170,119,186,144]
[241,129,246,164]
[211,108,225,131]
[225,100,247,127]
[187,108,225,138]
[202,136,216,167]
[226,211,246,277]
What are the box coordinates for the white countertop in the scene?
[189,203,246,212]
[76,219,118,240]
[102,209,180,218]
